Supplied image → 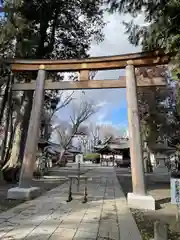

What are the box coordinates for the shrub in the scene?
[84,153,100,163]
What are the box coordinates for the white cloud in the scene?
[89,12,143,57]
[96,111,107,122]
[96,101,107,108]
[56,12,144,127]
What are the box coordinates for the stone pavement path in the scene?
[0,167,142,240]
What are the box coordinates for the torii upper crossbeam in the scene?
[7,50,170,211]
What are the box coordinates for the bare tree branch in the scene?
[71,101,96,126]
[49,91,74,121]
[56,91,74,111]
[42,90,74,127]
[89,71,98,80]
[54,99,97,164]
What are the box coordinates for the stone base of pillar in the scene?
[7,187,40,200]
[127,193,156,210]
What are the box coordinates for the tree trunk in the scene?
[3,121,21,170]
[0,108,11,163]
[2,91,33,182]
[2,122,22,183]
[0,74,13,163]
[43,123,50,140]
[0,76,11,125]
[57,150,66,166]
[18,91,33,162]
[3,105,14,165]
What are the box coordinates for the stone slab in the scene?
[127,192,156,210]
[7,187,40,200]
[0,166,143,240]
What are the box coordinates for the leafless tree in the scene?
[54,100,97,164]
[89,123,119,143]
[88,123,100,148]
[86,123,124,152]
[76,125,89,136]
[89,71,98,80]
[43,91,74,122]
[52,91,74,119]
[41,90,74,140]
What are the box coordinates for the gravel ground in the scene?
[0,177,66,213]
[0,165,91,213]
[131,209,180,240]
[116,167,180,240]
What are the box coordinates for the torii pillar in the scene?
[7,65,46,200]
[126,62,155,210]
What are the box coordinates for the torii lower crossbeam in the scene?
[7,50,170,210]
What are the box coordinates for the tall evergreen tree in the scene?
[106,0,179,147]
[1,0,104,58]
[0,0,105,182]
[106,0,180,76]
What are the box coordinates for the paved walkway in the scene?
[0,167,142,240]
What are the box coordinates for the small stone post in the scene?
[154,221,168,240]
[126,63,155,210]
[77,160,80,192]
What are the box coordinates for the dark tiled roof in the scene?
[94,138,129,152]
[44,141,82,154]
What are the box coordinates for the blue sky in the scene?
[110,99,128,126]
[52,12,145,143]
[83,12,143,130]
[87,13,144,129]
[0,5,143,131]
[54,12,145,131]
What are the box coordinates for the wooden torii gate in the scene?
[7,50,170,210]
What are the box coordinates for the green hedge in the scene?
[84,153,100,160]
